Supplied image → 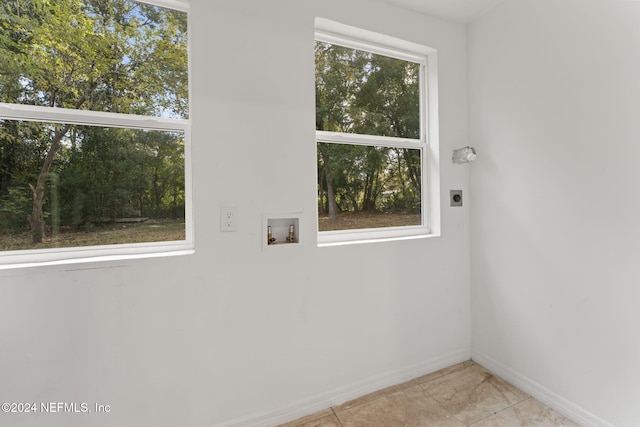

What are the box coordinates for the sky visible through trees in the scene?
[0,0,188,249]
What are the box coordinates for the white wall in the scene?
[469,0,640,426]
[0,1,472,426]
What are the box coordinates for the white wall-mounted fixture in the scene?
[452,146,477,164]
[262,213,302,250]
[450,190,463,207]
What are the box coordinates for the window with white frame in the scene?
[0,0,191,266]
[315,19,439,245]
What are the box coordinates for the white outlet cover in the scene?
[220,207,237,232]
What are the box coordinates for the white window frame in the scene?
[315,18,440,246]
[0,0,193,269]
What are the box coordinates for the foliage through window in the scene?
[315,29,428,240]
[0,0,189,257]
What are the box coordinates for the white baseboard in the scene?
[212,348,471,427]
[471,348,614,427]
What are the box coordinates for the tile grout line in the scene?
[418,381,467,425]
[332,379,422,414]
[285,361,573,427]
[333,361,477,416]
[465,396,533,426]
[417,365,534,427]
[330,376,452,426]
[330,407,344,427]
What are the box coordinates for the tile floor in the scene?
[278,361,580,427]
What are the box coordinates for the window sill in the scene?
[317,227,438,247]
[0,242,194,270]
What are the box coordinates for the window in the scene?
[0,0,191,267]
[315,19,439,245]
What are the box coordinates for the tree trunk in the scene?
[326,173,337,220]
[29,192,45,243]
[320,148,338,220]
[403,148,421,195]
[317,168,326,214]
[29,95,88,244]
[363,173,376,212]
[29,123,72,243]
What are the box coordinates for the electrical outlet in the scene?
[450,190,463,207]
[220,207,237,232]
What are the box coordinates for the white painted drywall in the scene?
[469,0,640,425]
[0,1,472,426]
[388,0,507,23]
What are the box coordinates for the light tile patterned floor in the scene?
[278,361,580,427]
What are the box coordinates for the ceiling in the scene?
[384,0,507,23]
